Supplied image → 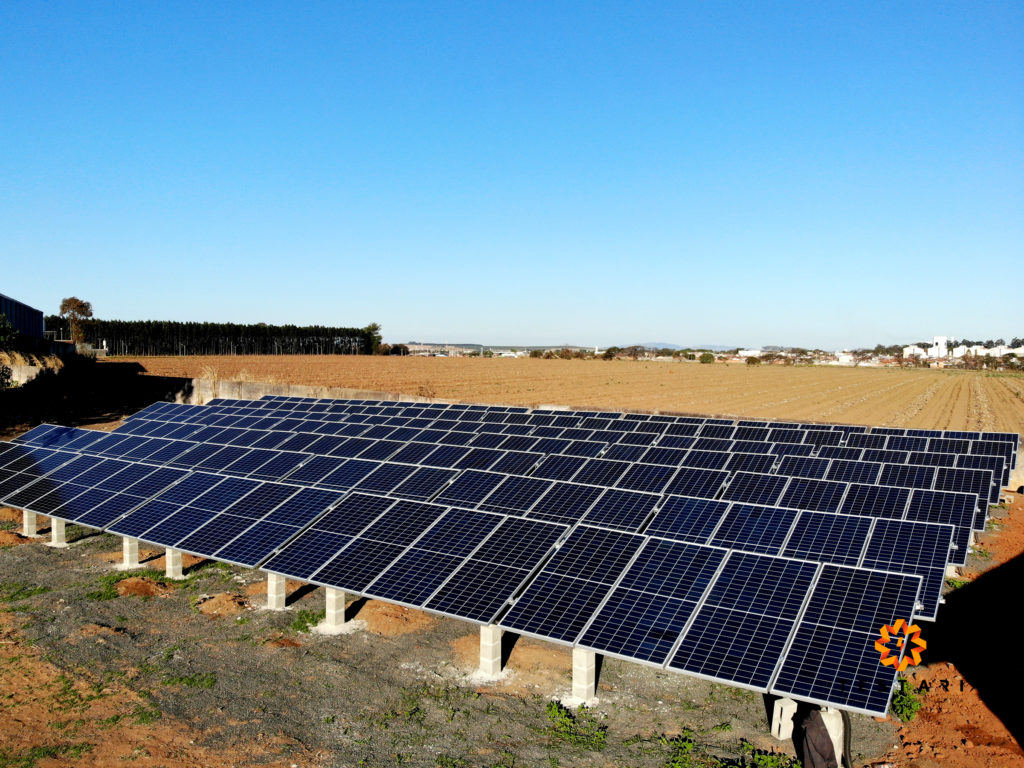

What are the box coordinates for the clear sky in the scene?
[2,2,1021,350]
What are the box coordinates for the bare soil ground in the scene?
[120,356,1024,435]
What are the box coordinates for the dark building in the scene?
[0,292,45,338]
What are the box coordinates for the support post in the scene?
[771,697,797,740]
[572,647,597,702]
[118,537,140,570]
[165,548,183,580]
[266,572,287,610]
[47,518,67,548]
[314,587,354,634]
[479,624,503,676]
[22,510,38,538]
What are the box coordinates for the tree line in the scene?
[45,316,379,356]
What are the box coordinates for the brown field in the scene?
[121,356,1024,435]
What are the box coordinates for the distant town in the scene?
[399,335,1024,370]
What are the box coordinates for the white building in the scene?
[737,349,762,358]
[927,336,948,359]
[902,345,926,358]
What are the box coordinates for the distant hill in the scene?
[633,342,734,352]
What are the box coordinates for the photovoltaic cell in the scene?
[710,504,798,555]
[722,472,789,506]
[783,512,872,566]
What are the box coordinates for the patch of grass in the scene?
[660,732,721,768]
[945,577,970,591]
[0,743,94,767]
[738,741,799,767]
[131,705,161,724]
[972,547,992,560]
[544,700,607,751]
[289,609,325,634]
[890,675,923,722]
[162,672,216,689]
[711,721,732,732]
[0,582,50,603]
[435,757,469,768]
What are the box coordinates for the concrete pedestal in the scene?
[479,624,503,676]
[266,572,287,610]
[571,648,597,703]
[314,587,359,634]
[22,510,38,538]
[165,548,183,579]
[771,697,797,740]
[116,537,141,570]
[46,518,68,548]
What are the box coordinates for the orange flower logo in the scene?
[876,618,926,671]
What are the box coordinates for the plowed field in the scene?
[122,356,1024,435]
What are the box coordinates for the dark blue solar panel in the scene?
[366,549,464,606]
[543,526,644,583]
[312,538,407,592]
[263,529,354,579]
[573,459,631,487]
[726,453,777,474]
[425,560,533,623]
[315,458,380,491]
[614,463,677,494]
[663,467,728,499]
[311,493,395,535]
[501,572,615,642]
[879,464,935,490]
[141,507,218,547]
[579,589,699,664]
[488,451,543,475]
[710,504,798,554]
[646,496,729,542]
[721,472,789,505]
[527,482,603,524]
[839,484,910,519]
[260,487,341,526]
[434,470,506,507]
[176,513,257,557]
[617,539,725,601]
[826,460,881,485]
[532,455,588,481]
[354,463,418,494]
[478,476,552,514]
[862,449,910,465]
[414,508,503,557]
[783,511,872,565]
[213,520,302,567]
[471,517,566,569]
[107,500,180,537]
[581,489,659,532]
[189,477,261,512]
[778,477,847,513]
[361,500,447,546]
[286,456,347,485]
[776,456,830,479]
[391,467,458,501]
[603,444,649,463]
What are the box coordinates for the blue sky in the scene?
[2,1,1021,349]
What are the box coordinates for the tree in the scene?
[389,344,409,356]
[364,322,383,354]
[699,352,715,364]
[59,297,93,344]
[745,356,761,365]
[0,313,15,389]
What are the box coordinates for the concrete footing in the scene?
[45,518,68,548]
[771,697,797,740]
[22,510,40,538]
[266,572,287,610]
[479,624,503,676]
[570,648,597,704]
[945,563,960,578]
[116,537,141,570]
[165,548,183,579]
[314,587,361,634]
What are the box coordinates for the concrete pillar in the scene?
[771,697,797,740]
[266,572,287,610]
[313,587,353,634]
[819,707,844,759]
[22,510,38,537]
[572,647,597,702]
[164,548,183,580]
[46,518,68,548]
[118,537,141,570]
[479,624,503,676]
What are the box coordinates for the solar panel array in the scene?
[3,395,1017,716]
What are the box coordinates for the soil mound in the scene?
[195,593,247,617]
[362,601,437,636]
[0,531,30,548]
[116,577,171,598]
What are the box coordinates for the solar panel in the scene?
[710,504,798,554]
[777,477,847,513]
[646,496,729,542]
[783,512,872,566]
[582,489,660,532]
[722,472,789,506]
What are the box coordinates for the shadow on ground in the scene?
[0,358,190,435]
[928,551,1024,746]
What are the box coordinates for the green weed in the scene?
[0,742,94,767]
[84,571,171,601]
[162,672,216,689]
[738,741,799,767]
[544,700,607,751]
[289,609,325,634]
[890,676,923,722]
[0,582,50,603]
